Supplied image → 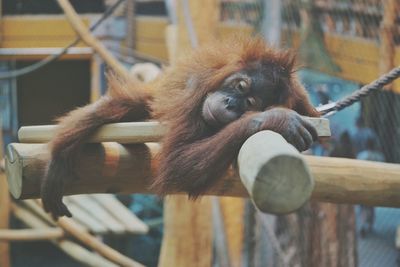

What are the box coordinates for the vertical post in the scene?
[261,0,282,46]
[219,197,245,267]
[0,118,11,267]
[0,0,2,45]
[90,55,102,102]
[158,1,218,267]
[126,0,136,51]
[379,0,397,90]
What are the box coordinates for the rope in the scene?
[0,0,126,80]
[320,65,400,117]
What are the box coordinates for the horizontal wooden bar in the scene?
[18,118,331,144]
[5,142,400,208]
[0,228,64,241]
[18,121,166,144]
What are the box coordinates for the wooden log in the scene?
[11,203,119,267]
[5,142,154,199]
[6,140,400,208]
[238,131,313,214]
[17,119,330,143]
[8,130,315,214]
[0,228,64,241]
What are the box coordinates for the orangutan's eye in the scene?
[235,79,250,93]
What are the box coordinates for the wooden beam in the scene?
[18,121,166,144]
[5,135,400,208]
[17,118,330,144]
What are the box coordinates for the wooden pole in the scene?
[0,118,10,267]
[6,133,400,208]
[17,119,330,144]
[157,1,219,266]
[56,0,130,80]
[0,228,64,241]
[126,0,136,51]
[18,121,167,144]
[379,0,397,90]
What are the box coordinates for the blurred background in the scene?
[0,0,400,266]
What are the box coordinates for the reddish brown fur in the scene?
[41,37,319,218]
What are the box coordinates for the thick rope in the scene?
[321,66,400,116]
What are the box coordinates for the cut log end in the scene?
[252,155,313,214]
[238,131,314,214]
[5,144,23,199]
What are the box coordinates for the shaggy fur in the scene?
[41,37,319,219]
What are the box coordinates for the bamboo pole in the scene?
[56,0,130,80]
[238,131,313,214]
[0,228,64,241]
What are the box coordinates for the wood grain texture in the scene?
[238,131,314,214]
[5,140,400,207]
